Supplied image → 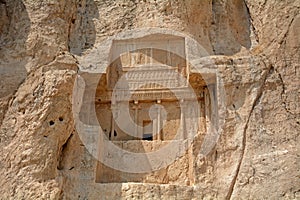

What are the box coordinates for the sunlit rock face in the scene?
[0,0,299,199]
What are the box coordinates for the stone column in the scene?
[180,99,186,140]
[134,100,139,138]
[157,99,161,140]
[152,118,157,140]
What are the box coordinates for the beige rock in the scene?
[0,0,299,199]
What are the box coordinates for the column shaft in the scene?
[134,106,138,138]
[157,107,161,140]
[180,100,186,139]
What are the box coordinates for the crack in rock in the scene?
[226,59,272,200]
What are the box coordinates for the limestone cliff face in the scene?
[0,0,299,199]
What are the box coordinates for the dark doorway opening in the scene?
[143,133,153,141]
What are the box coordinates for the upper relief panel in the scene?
[107,34,188,92]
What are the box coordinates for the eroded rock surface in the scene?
[0,0,299,199]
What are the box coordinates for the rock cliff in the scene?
[0,0,299,199]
